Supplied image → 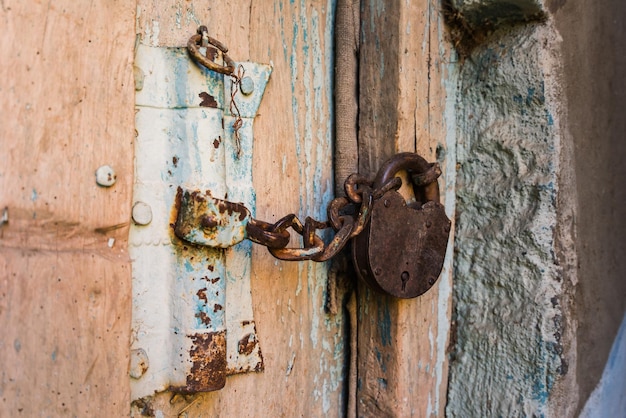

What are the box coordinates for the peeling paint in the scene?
[130,44,271,400]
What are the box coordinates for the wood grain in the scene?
[0,1,135,416]
[357,0,455,416]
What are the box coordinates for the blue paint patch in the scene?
[174,52,189,106]
[378,378,388,389]
[531,376,549,404]
[31,188,38,202]
[378,300,392,347]
[526,87,535,106]
[51,348,57,361]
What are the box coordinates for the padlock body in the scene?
[352,190,450,298]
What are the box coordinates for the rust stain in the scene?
[237,333,257,356]
[199,92,218,108]
[200,215,218,229]
[131,399,155,416]
[196,288,208,303]
[172,156,179,167]
[177,331,227,393]
[170,187,184,234]
[227,321,264,375]
[213,137,221,149]
[195,311,211,326]
[216,200,247,221]
[210,277,220,284]
[213,303,223,312]
[205,46,218,61]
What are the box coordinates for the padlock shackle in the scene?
[373,152,440,203]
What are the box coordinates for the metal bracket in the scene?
[130,43,271,400]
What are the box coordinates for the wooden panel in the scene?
[134,0,344,416]
[0,1,135,416]
[357,0,455,416]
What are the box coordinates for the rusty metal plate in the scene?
[353,190,451,298]
[175,189,251,248]
[130,43,270,401]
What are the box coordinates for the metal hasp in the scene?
[130,42,271,400]
[175,189,251,248]
[352,153,451,299]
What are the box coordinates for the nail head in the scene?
[240,76,255,95]
[132,202,153,226]
[95,165,116,187]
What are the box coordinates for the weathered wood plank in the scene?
[0,1,135,416]
[133,0,344,416]
[357,0,455,415]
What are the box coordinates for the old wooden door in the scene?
[0,0,454,416]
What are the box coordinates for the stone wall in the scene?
[445,0,625,415]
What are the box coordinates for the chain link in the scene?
[246,175,402,262]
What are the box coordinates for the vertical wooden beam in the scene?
[0,1,135,416]
[357,0,454,415]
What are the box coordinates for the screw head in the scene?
[201,215,218,229]
[129,348,149,379]
[240,76,255,95]
[132,202,153,226]
[374,267,382,275]
[95,165,116,187]
[428,277,436,286]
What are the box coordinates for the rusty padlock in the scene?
[352,153,451,298]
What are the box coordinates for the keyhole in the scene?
[401,271,410,291]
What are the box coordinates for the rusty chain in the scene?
[243,174,405,262]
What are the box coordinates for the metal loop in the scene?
[272,214,302,234]
[328,197,351,231]
[312,217,355,262]
[344,174,371,204]
[304,217,329,247]
[246,218,290,249]
[371,176,402,200]
[187,33,236,76]
[411,163,442,187]
[350,189,373,238]
[374,152,441,203]
[268,234,325,261]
